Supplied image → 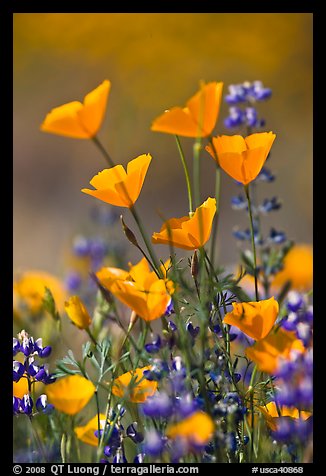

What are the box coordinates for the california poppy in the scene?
[46,375,95,415]
[81,154,151,208]
[112,366,158,403]
[41,80,110,139]
[64,296,92,330]
[151,82,223,138]
[258,402,312,432]
[206,132,276,185]
[272,244,313,292]
[152,197,216,250]
[223,297,279,341]
[96,257,172,322]
[14,270,66,314]
[245,328,305,374]
[75,413,108,446]
[166,411,214,445]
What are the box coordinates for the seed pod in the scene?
[191,250,199,278]
[120,215,139,248]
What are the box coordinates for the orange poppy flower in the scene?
[258,402,312,432]
[223,297,279,341]
[166,411,214,446]
[96,257,172,321]
[64,296,92,330]
[245,328,305,374]
[14,270,66,314]
[41,80,110,139]
[112,366,158,403]
[206,132,276,185]
[46,375,95,415]
[75,413,108,446]
[151,82,223,137]
[81,154,151,208]
[151,197,216,250]
[272,244,313,292]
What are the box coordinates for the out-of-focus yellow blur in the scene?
[13,13,312,272]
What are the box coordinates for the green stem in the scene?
[92,136,115,168]
[86,327,98,346]
[244,184,259,301]
[94,390,101,448]
[129,205,161,276]
[175,135,193,214]
[28,416,48,463]
[248,364,258,461]
[210,165,221,266]
[193,138,202,208]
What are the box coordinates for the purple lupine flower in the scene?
[186,322,200,338]
[145,335,162,354]
[113,451,127,463]
[13,361,25,382]
[257,167,275,182]
[20,394,33,415]
[142,392,173,418]
[73,235,90,257]
[126,422,144,443]
[259,197,282,214]
[231,195,247,211]
[64,271,82,292]
[134,453,146,463]
[269,228,287,244]
[165,299,175,317]
[21,336,35,357]
[13,338,21,356]
[143,359,169,381]
[251,81,272,101]
[286,292,304,313]
[143,430,165,457]
[245,107,258,127]
[175,393,199,418]
[13,397,21,414]
[224,106,244,127]
[35,394,54,414]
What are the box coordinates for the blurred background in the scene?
[13,13,313,275]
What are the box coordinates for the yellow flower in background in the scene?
[272,244,313,291]
[41,80,110,139]
[112,366,158,403]
[14,270,66,314]
[245,328,305,374]
[223,297,279,341]
[75,413,108,446]
[96,257,172,321]
[64,296,92,330]
[13,377,28,399]
[152,197,216,250]
[206,132,276,185]
[166,411,214,445]
[258,402,312,432]
[81,154,152,208]
[151,81,223,138]
[46,375,95,415]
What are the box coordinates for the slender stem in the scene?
[129,206,161,276]
[210,165,221,266]
[248,364,258,461]
[28,416,48,463]
[86,327,98,346]
[92,136,115,168]
[94,390,101,448]
[208,137,222,266]
[175,135,193,214]
[244,184,259,301]
[193,138,202,208]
